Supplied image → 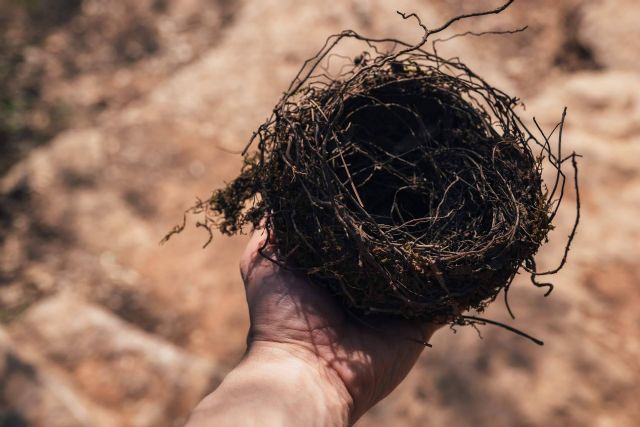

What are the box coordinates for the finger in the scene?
[239,228,268,281]
[421,321,444,340]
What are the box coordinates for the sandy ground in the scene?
[1,0,639,426]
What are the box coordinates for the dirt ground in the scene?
[1,0,639,426]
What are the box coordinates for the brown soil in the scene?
[1,1,639,426]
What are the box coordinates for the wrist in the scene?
[188,341,353,427]
[244,341,353,426]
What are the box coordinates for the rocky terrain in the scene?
[1,0,639,426]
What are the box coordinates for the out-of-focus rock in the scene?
[0,327,118,427]
[0,129,105,196]
[580,0,640,72]
[10,293,221,427]
[529,71,640,141]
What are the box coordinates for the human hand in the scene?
[187,229,440,426]
[239,229,440,424]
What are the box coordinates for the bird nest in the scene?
[165,2,579,344]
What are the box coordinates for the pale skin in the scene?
[186,230,441,426]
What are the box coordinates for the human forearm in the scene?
[186,342,352,427]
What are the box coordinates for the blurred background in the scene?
[1,0,638,426]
